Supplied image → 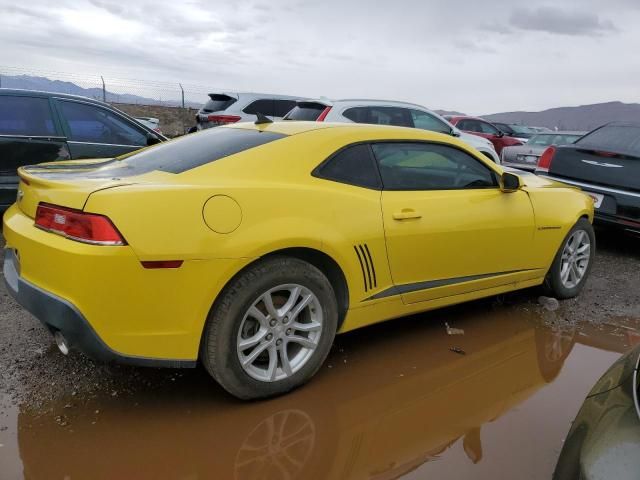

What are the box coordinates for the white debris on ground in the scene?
[445,322,465,335]
[538,296,560,312]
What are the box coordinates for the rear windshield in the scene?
[202,94,236,112]
[28,128,286,179]
[576,125,640,157]
[284,103,327,121]
[528,134,581,147]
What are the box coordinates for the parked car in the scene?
[0,89,166,209]
[195,92,305,130]
[492,122,538,142]
[501,132,585,171]
[536,122,640,235]
[283,99,500,162]
[134,116,162,134]
[4,121,595,400]
[554,344,639,480]
[447,116,523,155]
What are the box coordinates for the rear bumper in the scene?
[3,249,195,368]
[539,174,640,233]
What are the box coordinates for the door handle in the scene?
[392,209,422,220]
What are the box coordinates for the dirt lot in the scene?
[0,228,638,479]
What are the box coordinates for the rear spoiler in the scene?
[208,93,238,101]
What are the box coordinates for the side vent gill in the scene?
[354,244,377,292]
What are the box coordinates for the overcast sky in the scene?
[0,0,637,114]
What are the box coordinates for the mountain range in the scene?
[1,74,639,130]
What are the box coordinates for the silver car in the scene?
[501,131,585,171]
[283,99,500,163]
[196,92,305,130]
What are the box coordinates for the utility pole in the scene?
[101,76,106,102]
[179,83,185,108]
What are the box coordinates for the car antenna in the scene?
[255,112,273,125]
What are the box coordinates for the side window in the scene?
[372,142,497,191]
[458,120,479,132]
[410,110,451,134]
[315,144,381,189]
[343,107,370,123]
[58,101,147,145]
[343,107,413,128]
[273,100,297,117]
[243,99,276,116]
[0,96,56,136]
[479,121,499,135]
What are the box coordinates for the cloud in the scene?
[509,6,617,36]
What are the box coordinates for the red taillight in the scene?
[316,106,332,122]
[35,203,126,246]
[537,146,556,173]
[206,115,241,125]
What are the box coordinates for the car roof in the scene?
[0,88,113,107]
[228,120,452,138]
[208,92,303,100]
[602,121,640,128]
[295,98,430,110]
[533,131,585,135]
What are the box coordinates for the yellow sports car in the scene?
[3,121,595,399]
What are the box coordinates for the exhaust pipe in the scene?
[53,331,70,356]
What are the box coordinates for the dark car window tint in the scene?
[316,144,380,189]
[458,120,480,132]
[243,99,276,116]
[33,128,287,179]
[576,125,640,157]
[344,107,413,128]
[284,103,326,121]
[58,101,147,146]
[0,96,56,136]
[410,109,451,134]
[203,94,237,112]
[478,121,499,135]
[273,100,297,117]
[372,142,497,191]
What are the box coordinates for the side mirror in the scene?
[450,128,461,137]
[500,172,521,192]
[496,131,504,138]
[146,133,161,146]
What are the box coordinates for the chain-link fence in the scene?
[0,65,210,108]
[0,66,215,136]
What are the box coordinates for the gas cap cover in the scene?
[202,195,242,234]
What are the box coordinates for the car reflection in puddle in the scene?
[14,302,637,480]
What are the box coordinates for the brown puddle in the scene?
[2,302,638,480]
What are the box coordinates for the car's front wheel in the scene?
[544,218,595,299]
[201,256,338,400]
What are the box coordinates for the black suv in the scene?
[0,89,165,208]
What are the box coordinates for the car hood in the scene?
[503,168,573,189]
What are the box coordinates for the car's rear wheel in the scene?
[201,256,338,400]
[544,218,595,299]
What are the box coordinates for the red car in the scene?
[447,116,523,155]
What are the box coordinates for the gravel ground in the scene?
[0,227,638,411]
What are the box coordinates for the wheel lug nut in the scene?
[276,339,282,346]
[283,317,289,324]
[266,333,273,341]
[286,328,292,335]
[269,319,277,327]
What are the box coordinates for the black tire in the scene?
[201,256,338,400]
[544,218,595,299]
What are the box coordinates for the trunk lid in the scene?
[548,145,640,192]
[17,159,140,218]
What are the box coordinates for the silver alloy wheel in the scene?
[237,284,323,382]
[560,229,591,289]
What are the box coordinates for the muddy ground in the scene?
[0,228,638,479]
[1,228,638,410]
